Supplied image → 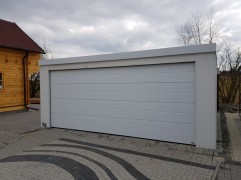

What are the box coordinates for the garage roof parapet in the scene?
[39,44,216,66]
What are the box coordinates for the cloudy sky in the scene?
[0,0,240,58]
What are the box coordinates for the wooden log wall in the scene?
[0,47,40,112]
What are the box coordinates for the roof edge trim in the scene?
[39,43,216,66]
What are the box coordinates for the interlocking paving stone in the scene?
[25,150,118,180]
[59,138,216,170]
[0,155,99,180]
[0,162,73,180]
[27,145,137,180]
[217,162,241,180]
[41,143,150,180]
[20,151,116,180]
[0,128,219,180]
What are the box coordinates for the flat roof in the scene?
[39,43,216,66]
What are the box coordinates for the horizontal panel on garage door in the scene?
[50,63,196,144]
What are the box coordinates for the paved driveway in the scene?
[0,110,220,179]
[0,109,40,133]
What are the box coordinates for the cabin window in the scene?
[0,72,3,89]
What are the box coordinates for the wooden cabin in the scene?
[0,19,45,113]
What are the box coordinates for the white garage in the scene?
[40,44,217,149]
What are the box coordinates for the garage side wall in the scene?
[40,51,217,149]
[195,53,217,149]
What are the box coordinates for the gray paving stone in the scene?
[217,162,241,180]
[0,128,218,180]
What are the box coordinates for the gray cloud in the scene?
[0,0,240,58]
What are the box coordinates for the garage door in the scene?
[50,63,196,144]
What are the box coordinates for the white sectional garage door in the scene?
[50,63,196,144]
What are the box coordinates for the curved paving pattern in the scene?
[59,138,216,170]
[0,154,99,180]
[0,162,73,180]
[24,150,118,180]
[0,137,217,180]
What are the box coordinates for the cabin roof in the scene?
[0,19,45,54]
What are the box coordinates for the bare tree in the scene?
[41,38,54,60]
[176,9,222,45]
[206,8,222,44]
[176,8,241,104]
[175,20,193,46]
[218,43,241,103]
[29,39,54,98]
